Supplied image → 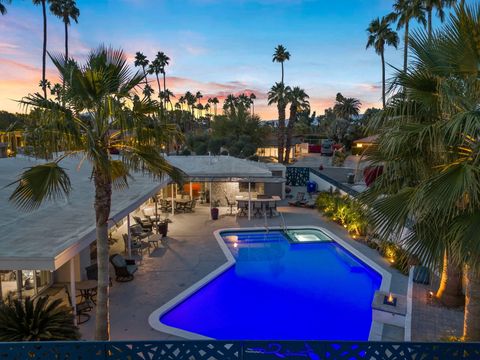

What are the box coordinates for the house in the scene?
[352,135,379,155]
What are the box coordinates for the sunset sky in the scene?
[0,0,455,119]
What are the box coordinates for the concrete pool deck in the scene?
[79,203,408,341]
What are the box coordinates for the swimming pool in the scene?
[149,227,388,340]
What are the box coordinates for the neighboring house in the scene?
[352,135,378,155]
[256,135,307,162]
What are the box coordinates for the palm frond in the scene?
[7,162,72,211]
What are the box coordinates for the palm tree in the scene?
[333,93,361,120]
[33,0,49,98]
[0,0,11,15]
[10,46,181,340]
[148,58,162,98]
[211,97,219,116]
[389,0,427,73]
[366,17,399,108]
[363,4,480,339]
[0,296,80,341]
[285,87,309,163]
[268,82,290,163]
[49,0,79,61]
[223,94,237,114]
[154,52,170,108]
[249,93,256,116]
[423,0,457,38]
[134,52,149,91]
[272,44,291,84]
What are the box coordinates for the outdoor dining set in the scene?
[235,195,281,218]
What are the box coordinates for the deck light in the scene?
[384,293,397,306]
[233,243,238,248]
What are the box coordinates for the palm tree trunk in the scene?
[252,102,255,117]
[163,72,167,109]
[64,20,68,60]
[155,73,161,96]
[403,20,409,73]
[41,0,47,99]
[93,167,112,341]
[464,266,480,340]
[284,107,296,164]
[381,49,386,109]
[277,103,286,163]
[436,251,464,307]
[281,62,284,84]
[427,8,433,39]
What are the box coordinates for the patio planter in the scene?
[211,207,219,220]
[158,222,168,237]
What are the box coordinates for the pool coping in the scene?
[147,226,393,340]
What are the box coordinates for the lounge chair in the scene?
[288,192,307,206]
[109,254,138,282]
[64,285,93,324]
[133,216,153,231]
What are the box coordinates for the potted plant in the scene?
[211,200,220,220]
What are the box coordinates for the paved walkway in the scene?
[79,203,408,341]
[411,282,464,341]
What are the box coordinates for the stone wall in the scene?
[210,182,264,206]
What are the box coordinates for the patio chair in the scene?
[133,216,153,231]
[237,200,247,217]
[85,263,112,287]
[122,233,143,257]
[225,196,236,215]
[288,192,307,207]
[64,285,93,324]
[253,201,263,218]
[266,201,277,217]
[109,254,138,282]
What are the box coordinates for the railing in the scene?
[309,168,360,197]
[0,340,479,359]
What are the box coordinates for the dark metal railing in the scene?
[0,340,479,359]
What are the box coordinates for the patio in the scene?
[76,198,408,341]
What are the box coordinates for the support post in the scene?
[248,182,251,220]
[209,182,212,209]
[127,214,132,257]
[33,271,38,295]
[16,270,22,300]
[189,181,193,199]
[171,184,175,215]
[70,258,77,326]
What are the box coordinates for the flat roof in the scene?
[0,156,169,271]
[166,155,285,182]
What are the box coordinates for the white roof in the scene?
[0,156,168,270]
[166,155,285,182]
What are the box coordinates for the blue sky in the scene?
[0,0,458,118]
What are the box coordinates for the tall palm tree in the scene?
[366,17,399,108]
[154,52,170,108]
[134,52,149,92]
[33,0,49,98]
[211,97,219,116]
[249,93,256,116]
[0,296,80,341]
[423,0,457,38]
[223,94,237,114]
[389,0,427,73]
[285,87,309,163]
[268,82,290,163]
[333,93,361,120]
[148,58,162,98]
[49,0,79,61]
[272,44,291,84]
[10,46,181,340]
[363,3,480,339]
[0,0,11,15]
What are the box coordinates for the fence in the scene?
[0,340,478,359]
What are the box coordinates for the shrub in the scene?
[332,151,347,166]
[0,296,80,341]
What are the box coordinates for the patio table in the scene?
[76,280,97,304]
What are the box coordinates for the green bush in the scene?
[332,151,347,166]
[316,191,368,236]
[0,296,80,341]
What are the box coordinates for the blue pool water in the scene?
[160,230,382,340]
